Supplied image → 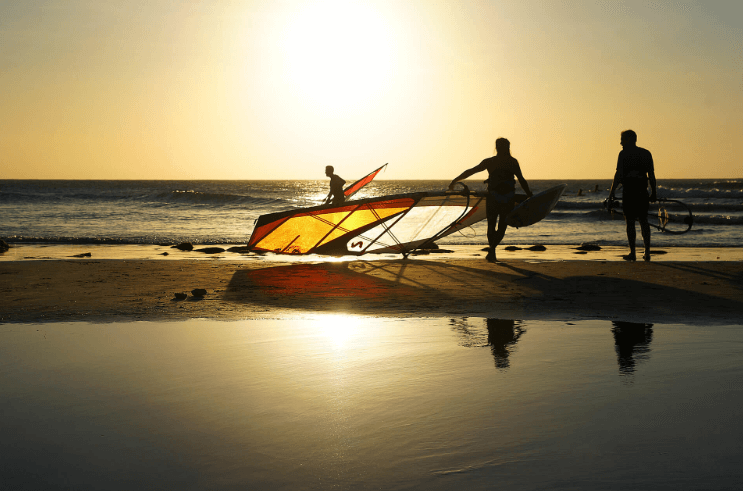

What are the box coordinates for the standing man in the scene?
[324,165,346,205]
[609,130,657,261]
[449,138,532,262]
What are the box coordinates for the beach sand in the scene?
[3,244,743,489]
[2,244,741,324]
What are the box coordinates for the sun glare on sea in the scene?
[279,1,397,113]
[318,314,361,349]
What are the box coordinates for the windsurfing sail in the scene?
[604,196,694,234]
[343,163,387,200]
[247,189,486,256]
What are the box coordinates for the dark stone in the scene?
[172,242,193,251]
[427,248,453,254]
[575,243,602,251]
[70,252,92,257]
[160,252,169,256]
[191,289,208,297]
[173,293,187,300]
[418,242,439,250]
[0,239,9,253]
[527,245,547,251]
[196,247,225,254]
[227,246,251,253]
[504,246,522,251]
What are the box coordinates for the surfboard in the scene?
[506,184,567,227]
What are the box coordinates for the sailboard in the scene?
[247,188,487,256]
[247,178,568,256]
[604,196,694,234]
[506,184,567,228]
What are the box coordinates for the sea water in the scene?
[1,317,742,490]
[1,179,742,248]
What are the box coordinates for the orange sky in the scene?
[1,1,741,180]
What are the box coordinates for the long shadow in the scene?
[224,259,743,319]
[653,261,743,284]
[224,262,425,314]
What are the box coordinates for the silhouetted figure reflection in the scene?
[486,318,525,369]
[611,321,653,376]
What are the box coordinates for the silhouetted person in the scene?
[611,321,653,376]
[609,130,657,261]
[449,138,532,262]
[486,318,525,369]
[324,165,346,205]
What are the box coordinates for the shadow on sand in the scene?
[224,260,743,321]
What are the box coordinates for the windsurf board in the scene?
[506,184,567,227]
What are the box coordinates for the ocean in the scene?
[1,179,741,249]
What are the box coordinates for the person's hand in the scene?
[649,192,657,203]
[447,181,456,191]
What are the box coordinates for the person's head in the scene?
[325,165,334,177]
[620,130,637,147]
[494,137,511,156]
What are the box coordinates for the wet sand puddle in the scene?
[1,317,742,490]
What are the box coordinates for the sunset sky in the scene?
[1,0,741,180]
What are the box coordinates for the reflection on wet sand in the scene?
[611,321,654,378]
[451,317,525,369]
[486,318,526,369]
[454,318,655,375]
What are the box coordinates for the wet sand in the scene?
[2,318,742,490]
[2,244,742,324]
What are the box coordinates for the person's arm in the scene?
[448,162,487,190]
[608,170,621,199]
[514,163,533,198]
[609,155,622,199]
[647,154,657,202]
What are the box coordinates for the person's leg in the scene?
[625,217,637,261]
[638,215,651,261]
[486,214,496,261]
[492,212,508,247]
[486,204,509,262]
[485,213,509,262]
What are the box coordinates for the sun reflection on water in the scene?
[318,314,360,349]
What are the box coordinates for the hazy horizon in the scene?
[2,1,741,180]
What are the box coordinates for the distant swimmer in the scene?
[449,137,532,262]
[608,130,657,262]
[324,166,346,205]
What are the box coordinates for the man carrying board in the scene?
[449,138,532,262]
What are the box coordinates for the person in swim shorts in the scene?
[609,129,657,261]
[449,138,532,262]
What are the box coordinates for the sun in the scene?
[279,1,397,113]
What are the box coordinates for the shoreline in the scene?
[2,242,742,262]
[2,244,742,325]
